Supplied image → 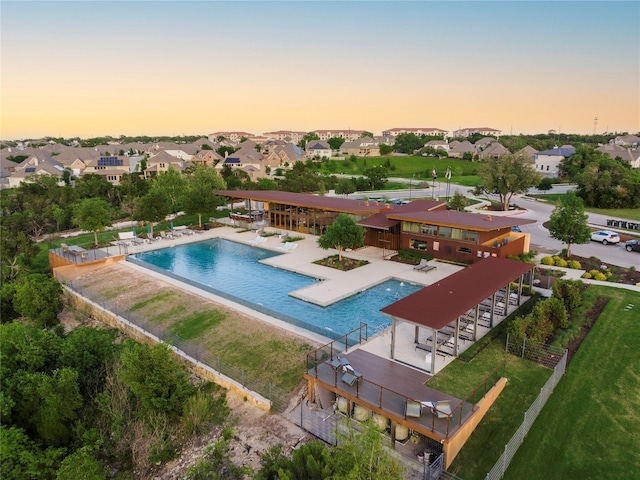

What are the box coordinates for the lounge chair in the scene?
[182,228,195,235]
[434,400,452,418]
[160,231,174,240]
[414,259,428,270]
[406,400,422,418]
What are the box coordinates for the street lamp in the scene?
[409,174,414,199]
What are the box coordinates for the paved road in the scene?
[332,180,639,268]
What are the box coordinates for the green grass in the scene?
[319,155,480,182]
[130,291,176,311]
[171,310,226,339]
[529,194,640,222]
[428,336,551,479]
[504,286,640,479]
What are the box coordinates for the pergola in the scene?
[382,257,535,373]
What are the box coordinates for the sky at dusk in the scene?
[1,1,638,140]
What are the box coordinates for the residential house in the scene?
[313,129,365,142]
[514,145,538,162]
[7,155,65,188]
[82,155,130,185]
[214,147,264,181]
[305,140,332,159]
[473,137,496,150]
[144,151,185,179]
[261,139,288,155]
[610,134,640,148]
[596,145,640,169]
[533,146,575,176]
[189,150,223,168]
[339,137,381,157]
[263,144,305,171]
[447,141,475,159]
[452,127,501,138]
[382,127,449,137]
[477,142,510,160]
[425,140,450,152]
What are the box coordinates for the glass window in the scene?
[457,246,472,254]
[438,226,452,238]
[410,239,427,250]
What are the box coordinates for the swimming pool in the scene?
[129,238,421,339]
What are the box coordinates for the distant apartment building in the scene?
[382,127,449,137]
[208,131,254,142]
[452,127,502,138]
[263,130,307,144]
[312,129,365,141]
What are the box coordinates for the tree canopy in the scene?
[13,274,64,328]
[182,165,226,227]
[72,198,112,246]
[476,154,542,211]
[317,214,365,261]
[547,191,591,257]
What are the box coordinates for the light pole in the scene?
[409,174,414,199]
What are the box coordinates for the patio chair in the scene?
[341,370,362,386]
[406,400,422,418]
[434,400,452,418]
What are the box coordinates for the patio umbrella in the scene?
[170,221,174,231]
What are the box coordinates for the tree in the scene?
[361,131,374,138]
[327,137,345,150]
[133,189,170,238]
[335,178,356,195]
[362,165,388,190]
[182,165,227,227]
[317,214,365,261]
[73,198,112,246]
[151,167,187,214]
[393,133,424,154]
[379,144,393,155]
[537,177,554,191]
[14,274,64,328]
[57,446,108,480]
[298,132,320,149]
[476,154,542,211]
[448,190,469,211]
[118,342,196,420]
[216,145,236,158]
[547,191,591,257]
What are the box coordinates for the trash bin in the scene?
[203,224,210,231]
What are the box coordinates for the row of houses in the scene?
[3,132,638,189]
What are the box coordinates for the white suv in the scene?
[590,230,620,245]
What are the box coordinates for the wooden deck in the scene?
[306,349,475,440]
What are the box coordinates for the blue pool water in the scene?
[129,239,422,339]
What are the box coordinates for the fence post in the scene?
[505,332,509,352]
[521,337,526,358]
[502,444,508,477]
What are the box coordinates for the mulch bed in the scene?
[565,296,609,363]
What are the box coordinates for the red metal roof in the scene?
[387,210,535,231]
[381,257,534,329]
[357,199,446,229]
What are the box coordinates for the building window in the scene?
[457,246,472,254]
[410,239,427,250]
[546,165,549,171]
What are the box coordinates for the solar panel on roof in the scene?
[25,167,36,173]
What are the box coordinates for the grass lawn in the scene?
[428,332,551,479]
[504,286,640,479]
[72,264,317,394]
[318,155,481,185]
[529,194,640,222]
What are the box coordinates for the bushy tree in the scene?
[362,166,388,190]
[14,274,64,328]
[476,154,542,211]
[327,137,345,150]
[118,342,196,420]
[547,191,591,257]
[393,133,424,154]
[182,165,226,227]
[448,190,469,211]
[134,189,170,238]
[317,214,365,261]
[72,198,112,246]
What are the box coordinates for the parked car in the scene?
[625,239,640,252]
[590,230,620,245]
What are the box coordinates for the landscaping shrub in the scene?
[553,257,568,268]
[582,272,592,279]
[397,249,433,263]
[566,260,582,270]
[593,272,607,281]
[588,269,600,277]
[541,256,555,266]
